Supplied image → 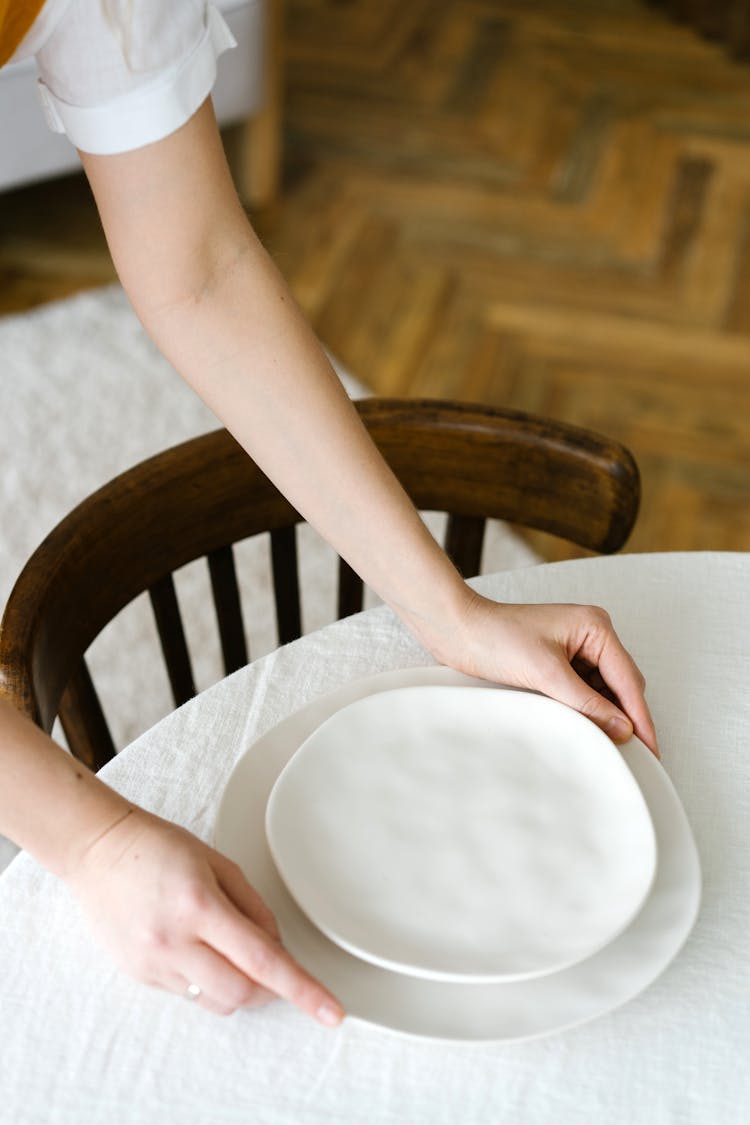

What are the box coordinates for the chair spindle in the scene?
[337,558,364,619]
[148,574,196,707]
[270,526,302,644]
[207,545,249,675]
[445,514,487,578]
[59,658,117,771]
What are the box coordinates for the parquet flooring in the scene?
[2,0,750,558]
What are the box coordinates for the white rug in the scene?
[0,285,540,869]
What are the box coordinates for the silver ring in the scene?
[185,983,202,1002]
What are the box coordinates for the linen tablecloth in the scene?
[1,552,748,1124]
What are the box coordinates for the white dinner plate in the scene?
[265,686,657,983]
[214,667,701,1044]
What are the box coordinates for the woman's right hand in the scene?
[65,805,345,1025]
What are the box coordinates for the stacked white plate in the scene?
[215,668,701,1043]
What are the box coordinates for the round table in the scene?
[1,552,748,1125]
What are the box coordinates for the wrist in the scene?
[0,696,136,881]
[395,571,483,669]
[46,777,138,884]
[62,800,142,883]
[64,803,163,890]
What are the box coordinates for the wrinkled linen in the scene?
[0,552,748,1124]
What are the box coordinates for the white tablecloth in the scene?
[1,552,748,1125]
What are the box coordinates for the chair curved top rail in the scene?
[0,398,639,737]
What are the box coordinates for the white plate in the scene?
[214,668,701,1044]
[265,686,657,983]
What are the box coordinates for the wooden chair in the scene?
[0,398,640,772]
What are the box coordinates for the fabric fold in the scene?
[36,3,236,154]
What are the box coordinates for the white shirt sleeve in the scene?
[30,1,236,154]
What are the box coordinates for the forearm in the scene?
[0,697,132,876]
[79,102,472,656]
[141,239,472,649]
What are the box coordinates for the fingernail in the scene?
[606,716,632,740]
[316,1001,344,1027]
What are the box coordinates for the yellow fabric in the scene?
[0,0,47,66]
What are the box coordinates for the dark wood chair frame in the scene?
[0,398,640,771]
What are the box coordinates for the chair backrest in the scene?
[0,398,640,770]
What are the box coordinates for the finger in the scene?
[200,910,345,1027]
[571,657,612,701]
[167,944,276,1016]
[158,966,274,1016]
[538,649,638,744]
[213,855,281,941]
[578,634,659,757]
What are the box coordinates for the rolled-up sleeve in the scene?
[32,0,236,154]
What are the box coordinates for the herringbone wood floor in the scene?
[2,0,749,558]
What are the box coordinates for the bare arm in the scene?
[0,96,656,1025]
[79,101,470,649]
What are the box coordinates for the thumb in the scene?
[540,656,634,744]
